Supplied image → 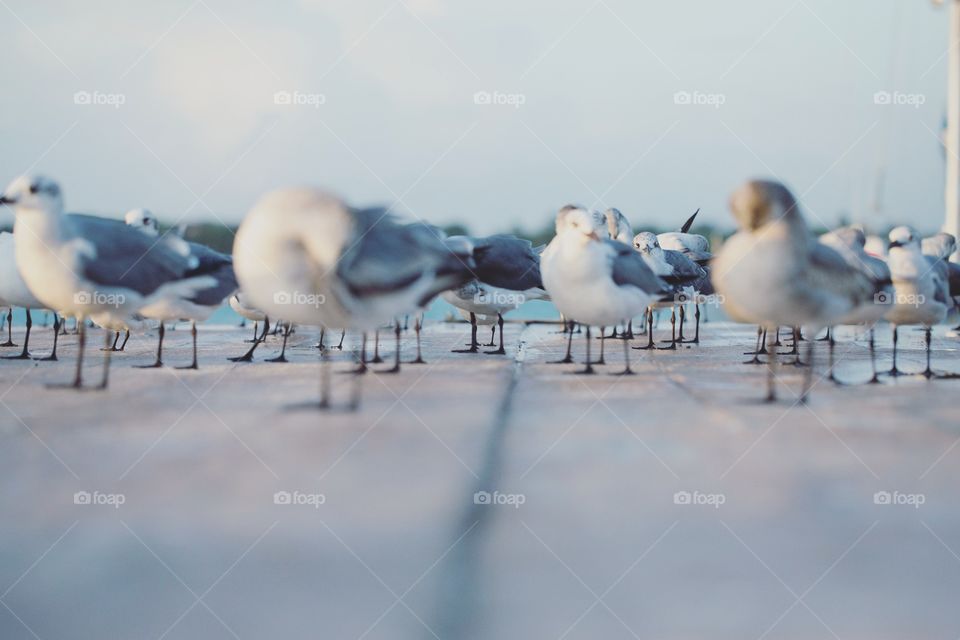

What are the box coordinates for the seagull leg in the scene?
[549,320,575,363]
[176,321,200,369]
[336,329,345,350]
[826,326,847,385]
[230,315,269,362]
[816,326,831,342]
[568,325,595,375]
[485,314,507,355]
[381,320,403,373]
[348,342,364,410]
[95,329,112,389]
[316,328,325,350]
[245,321,259,343]
[764,326,778,402]
[484,324,496,347]
[37,314,60,361]
[1,308,15,347]
[452,313,479,353]
[633,308,656,350]
[624,320,634,340]
[677,305,686,342]
[347,333,369,375]
[403,315,409,331]
[370,329,384,363]
[409,315,426,364]
[612,321,635,376]
[118,329,130,351]
[106,331,120,352]
[799,334,816,403]
[887,325,902,377]
[49,318,85,388]
[682,304,701,344]
[921,327,935,379]
[136,323,165,368]
[658,308,678,350]
[591,326,607,364]
[3,308,31,359]
[317,347,331,409]
[866,326,881,383]
[743,325,765,363]
[267,323,292,363]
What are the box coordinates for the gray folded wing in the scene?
[472,234,543,291]
[67,214,196,296]
[663,250,707,286]
[607,240,668,295]
[184,242,238,306]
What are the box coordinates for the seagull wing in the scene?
[472,234,543,291]
[68,214,196,296]
[184,242,238,305]
[607,240,668,295]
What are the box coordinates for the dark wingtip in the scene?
[680,208,700,233]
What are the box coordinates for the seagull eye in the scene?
[29,184,38,195]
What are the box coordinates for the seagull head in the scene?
[125,208,159,236]
[888,226,920,250]
[729,180,799,231]
[604,208,631,240]
[921,231,956,259]
[556,206,601,241]
[0,175,64,214]
[632,231,660,254]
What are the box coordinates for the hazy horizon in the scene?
[0,0,954,236]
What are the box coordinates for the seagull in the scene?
[656,208,715,343]
[0,231,53,360]
[819,226,893,382]
[632,231,707,349]
[229,291,269,347]
[541,206,668,374]
[603,208,633,243]
[441,233,546,355]
[922,232,960,325]
[232,187,475,409]
[0,175,215,389]
[126,209,239,369]
[885,226,953,378]
[711,180,877,402]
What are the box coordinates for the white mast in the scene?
[942,0,960,259]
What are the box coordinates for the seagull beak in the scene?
[0,194,15,205]
[888,240,903,249]
[587,231,600,241]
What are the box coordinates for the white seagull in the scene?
[712,180,878,401]
[0,175,214,389]
[541,206,667,374]
[233,187,475,409]
[0,231,53,360]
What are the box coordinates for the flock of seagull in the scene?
[0,174,958,409]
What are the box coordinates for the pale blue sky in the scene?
[0,0,952,235]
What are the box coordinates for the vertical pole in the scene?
[946,0,960,261]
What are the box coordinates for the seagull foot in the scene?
[135,361,163,369]
[451,347,479,354]
[175,363,199,370]
[266,355,288,363]
[485,348,507,355]
[406,357,427,364]
[2,353,31,360]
